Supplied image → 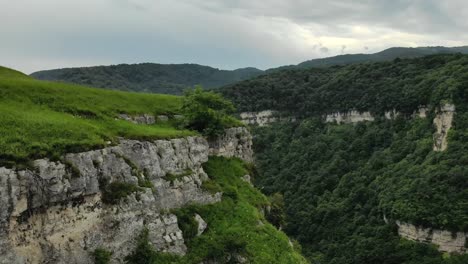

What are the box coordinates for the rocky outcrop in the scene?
[433,104,455,151]
[0,128,253,263]
[325,111,375,124]
[118,113,156,124]
[240,110,278,126]
[396,221,467,253]
[325,106,429,124]
[209,127,254,163]
[239,110,296,126]
[194,214,207,236]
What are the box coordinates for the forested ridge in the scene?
[221,54,468,263]
[31,63,263,95]
[30,46,468,96]
[221,54,468,116]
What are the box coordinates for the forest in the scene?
[221,54,468,116]
[221,54,468,263]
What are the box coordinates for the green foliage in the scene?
[124,157,307,264]
[31,63,263,95]
[101,181,142,204]
[266,193,286,229]
[222,54,468,115]
[163,169,193,182]
[181,86,241,137]
[0,67,195,167]
[92,248,112,264]
[201,179,223,194]
[173,208,199,242]
[252,113,468,263]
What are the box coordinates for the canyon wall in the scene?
[0,128,253,264]
[396,221,467,253]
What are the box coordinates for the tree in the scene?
[181,86,237,137]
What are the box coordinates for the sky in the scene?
[2,0,468,74]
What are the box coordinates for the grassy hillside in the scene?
[31,63,263,95]
[0,66,194,167]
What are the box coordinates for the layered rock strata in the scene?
[397,221,467,253]
[0,128,253,263]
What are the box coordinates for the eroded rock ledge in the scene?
[396,221,467,253]
[239,110,295,127]
[0,128,253,264]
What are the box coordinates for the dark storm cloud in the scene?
[1,0,468,73]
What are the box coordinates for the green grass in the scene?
[0,66,195,167]
[126,157,308,264]
[163,169,193,182]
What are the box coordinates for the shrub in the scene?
[174,208,199,242]
[92,248,112,264]
[101,181,141,204]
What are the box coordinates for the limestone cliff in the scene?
[433,104,455,151]
[239,110,278,126]
[239,111,295,126]
[208,127,253,163]
[325,110,375,124]
[0,128,253,264]
[396,221,467,253]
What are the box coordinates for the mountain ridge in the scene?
[30,45,468,95]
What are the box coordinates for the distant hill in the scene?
[30,46,468,94]
[31,63,263,95]
[267,46,468,72]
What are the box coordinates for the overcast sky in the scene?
[2,0,468,73]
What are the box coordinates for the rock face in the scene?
[433,104,455,151]
[0,128,253,263]
[194,214,207,236]
[239,110,296,126]
[118,113,156,124]
[240,110,278,126]
[396,221,467,253]
[208,127,254,163]
[325,111,375,124]
[325,106,429,124]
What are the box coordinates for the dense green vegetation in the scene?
[31,63,263,95]
[253,117,468,263]
[220,54,468,263]
[222,54,468,115]
[0,66,195,167]
[124,157,307,264]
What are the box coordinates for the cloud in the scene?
[1,0,468,73]
[320,47,330,53]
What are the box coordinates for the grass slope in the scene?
[0,66,194,167]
